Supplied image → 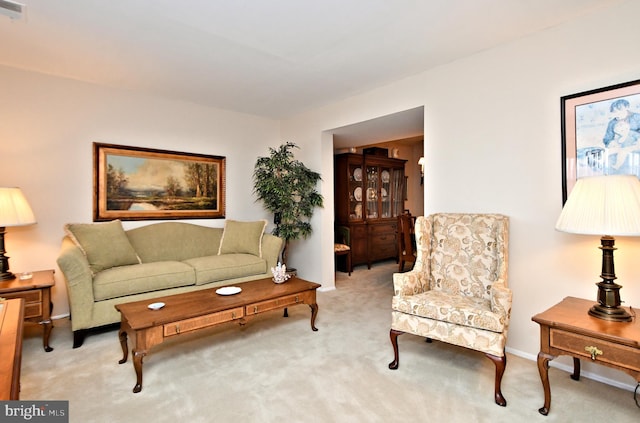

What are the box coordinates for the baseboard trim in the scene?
[318,285,336,293]
[52,313,70,320]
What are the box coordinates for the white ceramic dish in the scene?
[354,187,362,201]
[148,302,165,310]
[216,286,242,296]
[353,167,362,181]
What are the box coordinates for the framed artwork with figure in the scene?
[560,80,640,204]
[561,79,640,203]
[93,143,226,221]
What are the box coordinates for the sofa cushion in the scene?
[392,290,506,333]
[184,254,266,285]
[126,222,223,263]
[218,220,267,257]
[93,261,195,301]
[65,220,140,274]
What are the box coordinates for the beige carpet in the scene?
[19,261,639,422]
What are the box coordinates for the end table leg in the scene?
[537,351,554,416]
[570,357,581,381]
[309,303,319,331]
[41,319,53,352]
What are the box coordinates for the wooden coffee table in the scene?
[115,277,320,393]
[0,299,24,400]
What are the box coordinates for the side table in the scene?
[0,269,55,352]
[532,296,640,416]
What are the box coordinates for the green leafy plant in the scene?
[253,142,323,265]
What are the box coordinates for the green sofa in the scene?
[57,220,283,347]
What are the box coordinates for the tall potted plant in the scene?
[253,142,323,266]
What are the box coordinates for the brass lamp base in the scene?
[589,304,632,322]
[0,226,16,281]
[0,269,16,281]
[588,236,632,322]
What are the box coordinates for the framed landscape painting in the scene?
[93,143,226,221]
[561,79,640,203]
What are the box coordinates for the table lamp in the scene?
[0,187,36,281]
[556,174,640,322]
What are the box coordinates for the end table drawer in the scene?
[2,290,42,318]
[164,307,244,337]
[550,329,640,372]
[2,290,41,304]
[23,303,43,319]
[248,292,314,315]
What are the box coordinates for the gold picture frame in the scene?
[93,142,226,221]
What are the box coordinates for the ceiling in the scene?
[0,0,622,125]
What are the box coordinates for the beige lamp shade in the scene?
[0,187,36,227]
[555,174,640,236]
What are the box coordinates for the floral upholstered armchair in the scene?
[388,213,512,406]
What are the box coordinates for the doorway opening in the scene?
[329,107,424,275]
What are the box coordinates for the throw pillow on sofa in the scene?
[64,220,140,274]
[218,219,267,257]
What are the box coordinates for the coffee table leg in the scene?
[309,303,319,331]
[118,329,128,364]
[132,350,146,393]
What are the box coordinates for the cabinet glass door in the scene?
[391,169,404,217]
[366,166,378,219]
[349,163,363,221]
[380,167,391,218]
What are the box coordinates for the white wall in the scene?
[0,66,281,316]
[282,1,640,389]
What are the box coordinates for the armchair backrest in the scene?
[414,213,509,301]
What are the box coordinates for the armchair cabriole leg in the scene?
[388,329,403,369]
[486,352,507,407]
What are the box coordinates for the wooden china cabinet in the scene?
[334,151,406,268]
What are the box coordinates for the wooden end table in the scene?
[532,296,640,416]
[116,277,320,393]
[0,269,55,352]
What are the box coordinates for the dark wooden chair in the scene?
[397,212,416,272]
[334,226,352,276]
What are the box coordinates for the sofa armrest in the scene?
[261,233,284,274]
[56,236,95,330]
[490,280,512,320]
[392,270,430,297]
